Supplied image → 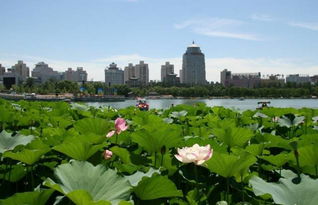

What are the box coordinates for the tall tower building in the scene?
[124,63,136,83]
[181,42,206,85]
[105,62,124,86]
[135,61,149,85]
[161,62,174,82]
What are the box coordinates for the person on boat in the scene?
[136,99,149,111]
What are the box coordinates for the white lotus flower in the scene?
[175,144,213,165]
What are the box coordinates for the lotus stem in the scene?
[115,133,118,144]
[194,164,198,183]
[154,152,157,168]
[160,153,164,167]
[226,177,230,203]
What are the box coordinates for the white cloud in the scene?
[289,22,318,31]
[175,18,261,41]
[250,14,273,22]
[1,54,317,83]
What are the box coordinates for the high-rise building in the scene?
[64,67,88,82]
[161,62,179,85]
[105,62,124,86]
[32,62,63,83]
[135,61,149,85]
[124,63,136,83]
[0,64,5,75]
[11,60,29,81]
[161,62,174,82]
[181,42,206,85]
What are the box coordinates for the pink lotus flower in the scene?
[175,144,213,165]
[106,118,129,138]
[103,150,113,160]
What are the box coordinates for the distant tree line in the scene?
[0,79,317,98]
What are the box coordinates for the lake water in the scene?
[87,98,318,110]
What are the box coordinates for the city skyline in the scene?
[1,0,318,82]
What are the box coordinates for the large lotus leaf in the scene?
[212,120,254,148]
[206,151,256,182]
[260,152,291,168]
[110,146,132,164]
[0,189,54,205]
[3,139,50,165]
[125,168,160,186]
[249,170,318,205]
[66,190,111,205]
[259,133,291,150]
[42,127,66,146]
[133,175,183,200]
[278,115,305,128]
[170,110,188,118]
[0,164,26,182]
[131,122,182,154]
[3,148,50,165]
[294,145,318,175]
[0,130,34,153]
[53,141,104,161]
[44,160,131,205]
[74,118,111,136]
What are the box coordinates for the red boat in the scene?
[136,98,149,111]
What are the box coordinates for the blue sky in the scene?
[1,0,318,82]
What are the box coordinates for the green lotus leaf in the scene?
[3,148,50,165]
[278,115,305,128]
[249,170,318,205]
[74,118,112,137]
[133,175,183,200]
[297,145,318,175]
[110,146,132,164]
[206,151,256,182]
[0,189,54,205]
[66,190,111,205]
[0,130,34,154]
[53,141,104,161]
[125,168,160,186]
[170,110,188,118]
[0,164,26,182]
[212,120,254,148]
[131,122,182,154]
[260,152,291,168]
[43,160,131,205]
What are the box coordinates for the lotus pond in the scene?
[0,99,318,205]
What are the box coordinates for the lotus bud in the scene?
[103,150,113,160]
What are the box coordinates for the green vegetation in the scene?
[1,80,318,98]
[0,99,318,204]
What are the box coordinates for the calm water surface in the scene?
[87,98,318,110]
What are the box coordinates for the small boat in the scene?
[257,101,270,109]
[136,98,149,111]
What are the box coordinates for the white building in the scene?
[64,67,88,82]
[135,61,149,85]
[180,42,206,85]
[161,62,174,82]
[10,60,30,81]
[105,62,124,86]
[124,63,136,83]
[124,61,149,86]
[32,62,63,83]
